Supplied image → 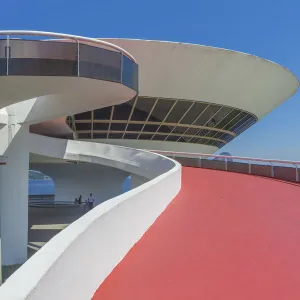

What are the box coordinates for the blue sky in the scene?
[1,0,299,160]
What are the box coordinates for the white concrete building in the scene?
[32,38,298,154]
[0,30,297,299]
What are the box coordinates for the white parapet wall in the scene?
[131,173,149,189]
[29,134,176,179]
[86,138,218,155]
[0,135,181,300]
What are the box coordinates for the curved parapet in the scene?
[0,137,181,300]
[0,31,138,124]
[29,133,176,179]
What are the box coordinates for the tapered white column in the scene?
[0,109,29,266]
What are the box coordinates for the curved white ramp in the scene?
[0,137,181,300]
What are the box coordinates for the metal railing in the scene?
[0,30,138,91]
[153,150,300,183]
[29,201,80,208]
[0,30,136,62]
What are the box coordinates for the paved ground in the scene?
[93,167,300,300]
[28,205,85,256]
[3,204,85,281]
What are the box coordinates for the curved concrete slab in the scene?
[103,39,299,118]
[0,76,136,125]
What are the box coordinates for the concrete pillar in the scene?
[0,109,29,266]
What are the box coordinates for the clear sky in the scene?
[0,0,299,160]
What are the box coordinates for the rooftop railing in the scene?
[0,30,136,62]
[0,30,138,91]
[153,151,300,183]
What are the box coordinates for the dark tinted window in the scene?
[151,99,175,122]
[127,123,144,131]
[121,55,138,91]
[94,107,112,120]
[125,133,139,139]
[165,101,192,123]
[76,123,91,130]
[113,100,134,120]
[93,123,109,130]
[110,123,126,131]
[76,111,91,120]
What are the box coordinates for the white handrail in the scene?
[0,30,136,62]
[152,150,300,166]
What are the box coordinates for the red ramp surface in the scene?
[93,167,300,300]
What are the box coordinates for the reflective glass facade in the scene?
[67,97,257,148]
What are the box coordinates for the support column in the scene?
[0,111,29,266]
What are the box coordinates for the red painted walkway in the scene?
[93,167,300,300]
